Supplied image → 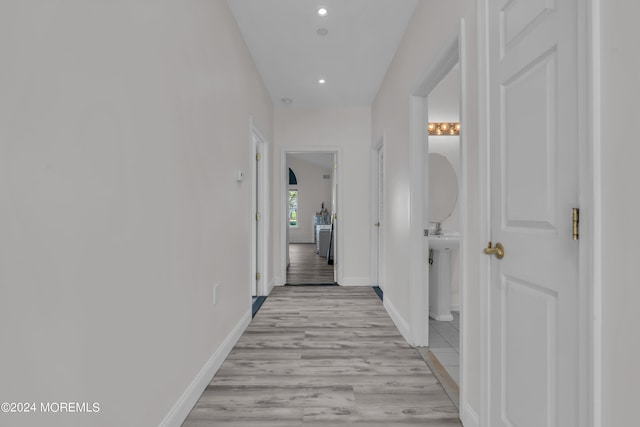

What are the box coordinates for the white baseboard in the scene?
[383,296,412,345]
[451,304,460,312]
[265,278,275,295]
[460,400,480,427]
[339,277,371,286]
[159,309,251,427]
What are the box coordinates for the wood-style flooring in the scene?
[182,286,461,426]
[287,243,335,284]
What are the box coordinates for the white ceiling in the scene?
[226,0,419,108]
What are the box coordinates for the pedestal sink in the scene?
[428,234,459,321]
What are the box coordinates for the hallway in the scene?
[182,286,460,426]
[4,2,635,426]
[287,243,336,285]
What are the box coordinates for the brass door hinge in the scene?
[256,212,261,221]
[572,208,579,240]
[256,153,262,161]
[256,272,261,280]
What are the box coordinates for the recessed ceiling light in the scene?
[318,7,328,16]
[281,97,293,105]
[318,79,326,84]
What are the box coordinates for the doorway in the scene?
[280,148,342,285]
[408,21,468,415]
[421,62,462,389]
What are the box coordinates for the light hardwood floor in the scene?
[182,286,461,426]
[287,243,335,284]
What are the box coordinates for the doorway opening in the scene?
[280,149,341,285]
[418,62,462,395]
[408,22,467,413]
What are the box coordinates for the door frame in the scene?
[250,117,270,297]
[370,132,385,288]
[279,147,343,285]
[477,1,601,426]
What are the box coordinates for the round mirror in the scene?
[428,153,458,222]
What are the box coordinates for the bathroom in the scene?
[422,62,461,390]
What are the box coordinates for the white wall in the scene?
[599,2,640,425]
[372,0,481,422]
[0,1,273,426]
[273,106,372,286]
[287,156,332,243]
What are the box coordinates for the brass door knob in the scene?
[484,242,504,259]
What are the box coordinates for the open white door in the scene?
[486,0,583,425]
[376,144,385,289]
[251,124,268,297]
[254,136,261,297]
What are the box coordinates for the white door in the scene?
[376,145,385,289]
[487,1,581,426]
[253,135,263,297]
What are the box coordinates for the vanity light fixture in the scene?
[427,122,461,136]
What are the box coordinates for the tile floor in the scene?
[420,312,460,384]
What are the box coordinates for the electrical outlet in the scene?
[212,283,220,305]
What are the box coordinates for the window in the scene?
[289,189,298,227]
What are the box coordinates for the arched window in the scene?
[288,168,298,227]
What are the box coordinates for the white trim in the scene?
[383,296,412,346]
[460,400,480,427]
[339,277,371,286]
[578,1,596,426]
[409,93,429,348]
[455,18,477,427]
[280,147,343,286]
[477,2,492,425]
[159,309,251,427]
[586,0,602,425]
